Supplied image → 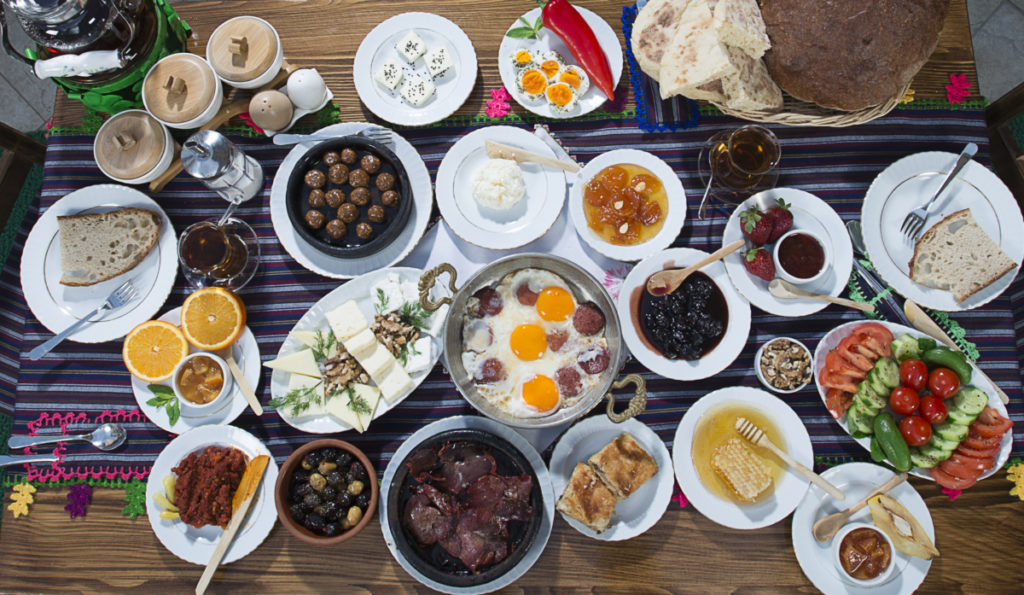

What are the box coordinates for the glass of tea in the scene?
[697,125,782,205]
[178,217,260,290]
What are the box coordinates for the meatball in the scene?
[305,210,326,229]
[304,169,326,189]
[572,303,606,336]
[555,366,582,397]
[328,163,349,185]
[356,222,374,240]
[381,190,400,207]
[348,169,370,188]
[308,188,326,208]
[325,188,345,208]
[341,148,357,164]
[470,287,503,317]
[339,203,359,223]
[367,205,386,223]
[350,187,371,207]
[474,358,506,384]
[360,154,382,174]
[326,219,346,239]
[547,330,568,352]
[578,346,610,375]
[516,283,538,306]
[323,151,341,166]
[375,172,395,191]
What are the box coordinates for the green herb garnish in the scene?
[399,339,421,367]
[146,384,180,426]
[342,386,373,416]
[269,380,323,417]
[311,328,336,364]
[375,288,391,314]
[399,301,431,330]
[506,14,544,39]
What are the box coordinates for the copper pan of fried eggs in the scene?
[419,253,646,428]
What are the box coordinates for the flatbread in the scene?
[658,0,733,100]
[630,0,692,82]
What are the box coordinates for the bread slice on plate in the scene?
[556,462,618,534]
[57,207,162,286]
[587,433,659,500]
[908,208,1018,303]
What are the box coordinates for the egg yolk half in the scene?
[520,69,547,95]
[510,324,546,360]
[514,50,532,65]
[559,70,582,90]
[522,375,559,412]
[536,287,574,321]
[540,59,560,79]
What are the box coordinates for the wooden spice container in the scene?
[93,109,174,184]
[143,53,224,129]
[206,16,284,89]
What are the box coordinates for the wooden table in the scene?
[10,1,1023,593]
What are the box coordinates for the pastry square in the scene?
[587,433,659,500]
[424,46,453,78]
[400,74,436,106]
[556,463,617,534]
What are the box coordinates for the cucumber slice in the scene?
[873,356,900,389]
[847,404,875,436]
[947,408,977,426]
[934,421,970,443]
[920,443,955,462]
[868,368,889,399]
[854,391,885,417]
[953,387,988,416]
[927,434,959,452]
[910,449,941,469]
[855,385,886,413]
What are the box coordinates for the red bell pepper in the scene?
[541,0,615,101]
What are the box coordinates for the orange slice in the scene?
[123,320,189,383]
[179,287,247,351]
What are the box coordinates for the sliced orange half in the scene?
[123,320,189,383]
[179,287,247,351]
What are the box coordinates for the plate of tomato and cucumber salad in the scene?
[813,321,1013,490]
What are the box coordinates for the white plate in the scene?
[792,462,934,595]
[270,123,433,279]
[270,267,445,433]
[812,320,1012,481]
[435,126,566,250]
[132,307,259,434]
[379,415,554,595]
[569,149,687,262]
[145,425,279,565]
[862,152,1024,311]
[617,248,751,380]
[353,12,477,127]
[672,386,813,530]
[498,7,623,119]
[20,184,177,343]
[722,188,854,317]
[549,416,673,541]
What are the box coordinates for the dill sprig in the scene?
[375,288,391,314]
[399,301,431,330]
[311,328,336,364]
[269,380,323,417]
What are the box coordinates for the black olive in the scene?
[354,492,370,509]
[349,462,368,481]
[303,492,321,510]
[320,500,340,521]
[291,470,308,484]
[335,491,353,509]
[305,513,326,532]
[336,452,353,468]
[322,486,338,501]
[344,470,357,484]
[293,482,313,500]
[324,522,342,537]
[326,470,344,487]
[322,448,340,461]
[289,503,306,523]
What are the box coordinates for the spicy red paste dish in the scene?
[172,445,249,528]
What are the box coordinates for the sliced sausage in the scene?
[474,358,506,384]
[516,283,538,306]
[470,287,503,317]
[555,366,582,397]
[578,346,609,375]
[547,330,568,352]
[572,302,605,336]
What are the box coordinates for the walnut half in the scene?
[759,338,812,391]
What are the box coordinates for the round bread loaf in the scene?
[761,0,949,111]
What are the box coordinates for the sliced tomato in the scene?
[972,419,1013,438]
[938,459,984,480]
[837,335,875,371]
[825,388,853,420]
[964,432,1003,450]
[854,323,895,350]
[977,407,1008,426]
[955,444,1001,459]
[931,467,978,490]
[825,351,865,380]
[947,453,995,473]
[818,367,860,393]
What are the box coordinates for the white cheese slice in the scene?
[373,58,404,90]
[325,390,364,432]
[378,365,414,403]
[264,348,320,377]
[403,336,433,374]
[370,274,404,314]
[424,46,453,78]
[326,300,368,342]
[395,31,426,63]
[351,383,382,431]
[289,330,319,348]
[281,375,327,420]
[357,343,396,380]
[344,328,378,360]
[400,74,435,107]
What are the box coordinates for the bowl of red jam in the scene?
[832,522,895,586]
[772,229,830,285]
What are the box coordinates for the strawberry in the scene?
[739,208,772,245]
[766,199,793,242]
[743,247,775,282]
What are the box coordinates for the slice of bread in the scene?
[719,45,784,111]
[712,0,771,59]
[630,0,691,83]
[908,209,1017,303]
[57,207,162,286]
[658,0,734,99]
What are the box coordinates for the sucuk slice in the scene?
[931,467,978,490]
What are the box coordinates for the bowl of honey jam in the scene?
[832,522,895,587]
[172,352,234,417]
[772,229,830,286]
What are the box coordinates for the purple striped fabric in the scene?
[0,108,1021,482]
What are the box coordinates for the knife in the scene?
[533,124,582,185]
[904,300,1009,404]
[846,221,912,327]
[196,455,270,595]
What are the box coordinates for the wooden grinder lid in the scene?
[207,17,279,83]
[95,111,167,180]
[143,53,219,124]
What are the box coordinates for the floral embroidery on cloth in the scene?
[899,88,916,105]
[485,87,512,118]
[65,484,92,518]
[8,483,36,518]
[945,73,971,104]
[941,487,962,501]
[1008,462,1024,501]
[672,483,689,508]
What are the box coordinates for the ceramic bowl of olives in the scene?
[274,438,379,545]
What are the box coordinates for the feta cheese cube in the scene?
[343,328,378,360]
[370,274,404,314]
[357,343,396,380]
[378,366,414,403]
[289,330,318,348]
[326,300,367,342]
[264,348,320,377]
[400,74,435,107]
[403,336,433,374]
[424,46,453,78]
[395,30,426,63]
[373,58,404,90]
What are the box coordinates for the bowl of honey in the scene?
[171,352,233,417]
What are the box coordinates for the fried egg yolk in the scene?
[510,324,546,361]
[522,375,559,412]
[536,287,574,322]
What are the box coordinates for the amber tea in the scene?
[178,220,253,287]
[711,125,781,192]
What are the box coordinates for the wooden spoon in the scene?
[646,239,745,296]
[735,417,845,501]
[484,140,580,172]
[218,345,263,416]
[768,278,875,313]
[811,473,907,542]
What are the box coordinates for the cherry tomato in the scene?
[889,386,920,416]
[928,367,960,399]
[899,358,928,392]
[919,395,948,424]
[899,415,932,447]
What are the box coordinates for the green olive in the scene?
[318,461,337,474]
[346,480,364,496]
[346,505,363,526]
[301,456,314,471]
[308,472,327,491]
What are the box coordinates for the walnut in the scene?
[759,338,811,391]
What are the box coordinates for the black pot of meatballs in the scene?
[286,136,413,258]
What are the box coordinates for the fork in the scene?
[29,279,138,360]
[899,142,978,240]
[734,417,846,500]
[272,126,394,148]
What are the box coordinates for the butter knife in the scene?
[533,124,581,184]
[0,454,58,468]
[904,301,1009,404]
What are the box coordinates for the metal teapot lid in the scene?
[181,130,234,180]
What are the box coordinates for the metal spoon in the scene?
[812,473,907,542]
[697,142,723,220]
[7,422,127,452]
[768,278,876,312]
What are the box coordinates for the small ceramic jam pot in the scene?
[93,109,174,184]
[832,522,896,587]
[206,16,284,89]
[171,351,234,417]
[773,229,830,286]
[143,53,224,129]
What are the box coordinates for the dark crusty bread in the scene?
[587,433,659,500]
[555,463,618,534]
[57,207,162,286]
[761,0,950,111]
